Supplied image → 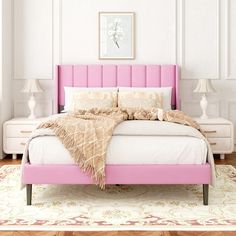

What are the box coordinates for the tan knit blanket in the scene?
[37,108,202,188]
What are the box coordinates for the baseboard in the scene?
[0,151,6,160]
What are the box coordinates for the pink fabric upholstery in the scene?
[24,64,211,191]
[54,64,180,112]
[22,163,211,185]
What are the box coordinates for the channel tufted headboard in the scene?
[54,64,180,113]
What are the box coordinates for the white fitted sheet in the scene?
[29,135,207,165]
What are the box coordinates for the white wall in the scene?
[0,0,13,158]
[0,0,2,158]
[6,0,236,148]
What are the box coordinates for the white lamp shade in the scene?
[21,79,43,93]
[193,79,216,93]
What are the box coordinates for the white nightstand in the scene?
[194,117,234,160]
[3,117,46,159]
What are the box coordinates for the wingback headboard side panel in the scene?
[161,65,176,107]
[57,65,73,107]
[55,64,180,113]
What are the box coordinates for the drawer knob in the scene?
[205,130,217,134]
[20,142,26,146]
[210,142,217,145]
[20,130,32,134]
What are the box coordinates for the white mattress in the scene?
[29,121,207,165]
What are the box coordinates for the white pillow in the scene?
[118,87,172,110]
[64,87,118,111]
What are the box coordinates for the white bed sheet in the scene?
[29,135,207,165]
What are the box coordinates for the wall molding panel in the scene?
[227,100,236,144]
[52,0,62,67]
[181,0,220,80]
[13,0,54,80]
[225,0,236,79]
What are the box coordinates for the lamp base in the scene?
[199,94,208,120]
[28,114,36,120]
[200,114,208,120]
[28,94,36,119]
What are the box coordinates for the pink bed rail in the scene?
[22,163,211,185]
[54,64,180,113]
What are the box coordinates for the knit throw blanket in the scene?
[38,108,201,189]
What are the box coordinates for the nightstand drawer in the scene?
[4,138,29,153]
[208,138,232,153]
[3,117,47,159]
[6,124,36,138]
[200,125,231,138]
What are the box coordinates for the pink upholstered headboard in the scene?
[55,64,180,113]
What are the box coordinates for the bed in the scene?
[22,64,212,205]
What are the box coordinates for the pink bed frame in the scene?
[22,64,211,205]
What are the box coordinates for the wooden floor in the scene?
[0,232,236,236]
[0,153,235,236]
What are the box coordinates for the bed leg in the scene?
[203,184,209,205]
[26,184,32,205]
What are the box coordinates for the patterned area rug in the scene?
[0,165,236,231]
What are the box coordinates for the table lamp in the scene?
[21,79,44,119]
[193,79,216,119]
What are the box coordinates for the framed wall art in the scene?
[99,12,135,60]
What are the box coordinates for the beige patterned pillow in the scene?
[118,91,163,109]
[70,91,117,111]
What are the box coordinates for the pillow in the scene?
[64,87,118,111]
[70,91,117,111]
[118,91,163,109]
[119,87,172,110]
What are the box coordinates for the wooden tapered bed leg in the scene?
[203,184,209,205]
[26,184,32,205]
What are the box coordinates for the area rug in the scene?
[0,165,236,231]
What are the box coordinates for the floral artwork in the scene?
[99,12,135,59]
[108,18,124,49]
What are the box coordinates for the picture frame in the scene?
[99,12,135,60]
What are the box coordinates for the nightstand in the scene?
[3,117,46,159]
[194,117,234,160]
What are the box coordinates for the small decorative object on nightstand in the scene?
[3,117,46,159]
[193,79,216,119]
[21,79,44,119]
[194,117,234,160]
